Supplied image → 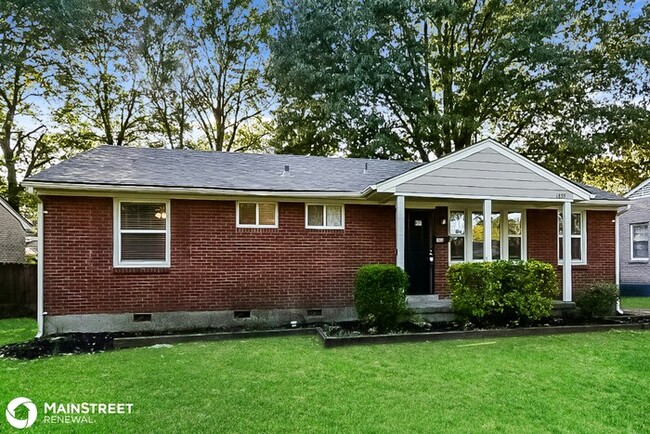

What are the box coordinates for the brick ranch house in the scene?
[23,139,627,336]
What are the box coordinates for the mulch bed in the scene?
[2,316,650,359]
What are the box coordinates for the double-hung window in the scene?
[449,209,525,262]
[306,204,344,229]
[237,202,278,228]
[449,211,465,261]
[631,223,649,261]
[558,211,586,264]
[114,200,170,267]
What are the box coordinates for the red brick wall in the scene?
[42,196,396,315]
[526,209,616,294]
[433,207,450,298]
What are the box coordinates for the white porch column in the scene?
[396,195,406,269]
[483,199,492,262]
[562,201,572,302]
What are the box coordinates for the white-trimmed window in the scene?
[558,211,586,264]
[631,223,649,261]
[306,204,344,229]
[449,209,526,263]
[449,211,466,261]
[114,199,170,267]
[507,212,523,260]
[236,202,278,228]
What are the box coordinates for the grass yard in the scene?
[621,296,650,310]
[1,319,649,433]
[0,317,37,346]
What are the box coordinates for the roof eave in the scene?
[22,180,366,199]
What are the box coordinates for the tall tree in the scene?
[0,0,92,211]
[56,0,147,148]
[186,0,272,152]
[140,0,193,149]
[269,0,648,172]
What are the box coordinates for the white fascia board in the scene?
[374,138,592,201]
[624,178,650,198]
[22,181,368,201]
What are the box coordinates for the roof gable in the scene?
[0,197,33,231]
[375,139,592,201]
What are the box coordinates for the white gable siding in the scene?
[395,148,574,200]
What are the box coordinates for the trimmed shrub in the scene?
[354,264,409,331]
[448,260,559,325]
[575,282,619,319]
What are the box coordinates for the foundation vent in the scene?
[133,313,152,322]
[234,310,251,319]
[307,309,323,317]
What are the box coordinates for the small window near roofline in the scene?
[305,204,344,229]
[236,202,278,228]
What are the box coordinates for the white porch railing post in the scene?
[562,201,573,301]
[396,195,405,269]
[483,199,492,262]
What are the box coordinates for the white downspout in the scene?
[36,200,44,338]
[615,205,630,315]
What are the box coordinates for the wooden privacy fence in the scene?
[0,263,37,318]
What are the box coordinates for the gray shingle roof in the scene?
[26,146,421,193]
[25,145,624,202]
[570,181,626,201]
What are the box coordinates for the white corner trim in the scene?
[374,139,592,201]
[113,198,171,268]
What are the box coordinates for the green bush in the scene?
[448,260,559,325]
[354,264,409,331]
[575,282,619,319]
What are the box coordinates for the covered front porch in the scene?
[365,140,605,303]
[394,198,577,301]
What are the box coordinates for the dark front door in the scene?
[405,210,432,295]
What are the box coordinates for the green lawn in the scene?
[621,296,650,310]
[1,319,649,433]
[0,317,37,346]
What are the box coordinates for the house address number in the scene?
[556,193,567,199]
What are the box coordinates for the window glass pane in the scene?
[449,211,465,235]
[632,224,649,242]
[492,213,501,260]
[508,212,522,235]
[571,237,581,261]
[121,233,166,261]
[307,205,324,227]
[325,205,343,227]
[238,203,256,225]
[558,212,563,233]
[633,241,649,259]
[450,237,464,261]
[508,237,522,260]
[258,203,276,226]
[472,212,484,260]
[121,203,166,230]
[571,213,581,236]
[632,224,649,259]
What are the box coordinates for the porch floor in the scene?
[406,295,576,316]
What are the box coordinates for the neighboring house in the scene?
[0,197,34,263]
[22,139,627,336]
[620,179,650,296]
